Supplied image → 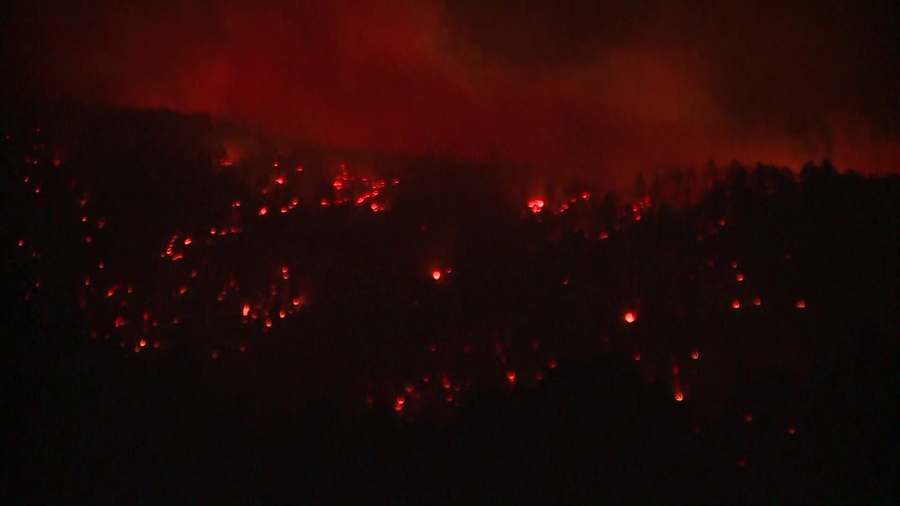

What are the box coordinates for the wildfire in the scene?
[528,199,545,213]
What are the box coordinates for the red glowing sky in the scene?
[3,0,899,186]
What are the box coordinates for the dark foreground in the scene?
[2,104,900,503]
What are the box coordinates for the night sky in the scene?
[3,0,899,185]
[5,3,900,502]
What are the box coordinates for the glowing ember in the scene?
[507,371,516,384]
[432,270,442,280]
[675,392,684,401]
[624,311,636,323]
[691,350,699,359]
[528,199,545,213]
[736,273,744,281]
[258,206,268,216]
[242,304,250,317]
[796,300,806,308]
[732,300,740,309]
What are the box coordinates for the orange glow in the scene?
[732,300,740,309]
[258,206,267,216]
[279,309,286,319]
[396,395,405,406]
[275,176,284,185]
[691,350,699,359]
[754,297,762,306]
[796,300,806,308]
[736,273,744,281]
[624,311,636,323]
[507,371,516,384]
[675,391,684,401]
[293,297,301,306]
[139,338,146,347]
[242,304,250,316]
[184,237,192,245]
[432,270,442,280]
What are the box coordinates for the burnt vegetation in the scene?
[2,105,900,503]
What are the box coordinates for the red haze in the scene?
[3,0,899,187]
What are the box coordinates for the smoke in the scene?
[4,0,899,186]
